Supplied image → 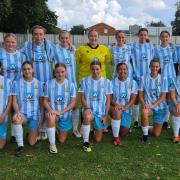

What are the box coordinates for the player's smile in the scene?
[4,36,17,53]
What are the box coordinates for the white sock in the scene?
[148,126,153,131]
[13,124,24,147]
[142,126,148,136]
[11,123,15,136]
[40,119,47,133]
[111,119,121,137]
[164,105,170,122]
[172,116,180,137]
[47,127,56,145]
[133,105,139,122]
[72,109,79,131]
[82,124,90,143]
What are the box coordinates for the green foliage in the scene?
[147,21,166,27]
[171,2,180,35]
[70,25,85,35]
[1,0,58,33]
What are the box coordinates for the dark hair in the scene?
[149,59,160,66]
[55,63,66,70]
[116,62,128,72]
[22,61,33,68]
[31,25,49,62]
[160,30,170,37]
[138,28,148,35]
[31,25,46,34]
[90,61,102,68]
[115,30,125,38]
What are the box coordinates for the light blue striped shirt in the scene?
[13,78,43,118]
[78,77,112,118]
[0,49,26,81]
[44,78,76,119]
[20,40,54,82]
[111,77,138,114]
[53,44,77,88]
[131,42,154,79]
[109,44,133,78]
[139,74,168,111]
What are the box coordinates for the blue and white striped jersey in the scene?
[78,77,112,118]
[111,77,138,113]
[154,45,176,78]
[109,44,132,78]
[20,40,54,82]
[131,42,154,79]
[175,45,180,64]
[139,74,168,111]
[170,75,180,103]
[0,49,26,81]
[44,78,76,119]
[0,76,12,121]
[53,44,77,88]
[13,78,43,118]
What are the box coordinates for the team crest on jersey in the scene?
[93,57,99,62]
[0,85,4,89]
[86,50,89,53]
[65,58,71,66]
[34,85,38,89]
[119,93,128,101]
[24,93,34,102]
[100,84,104,89]
[128,85,131,89]
[8,64,17,73]
[141,53,147,61]
[150,89,159,98]
[164,55,170,63]
[65,86,69,92]
[55,95,65,105]
[91,91,101,101]
[119,54,124,60]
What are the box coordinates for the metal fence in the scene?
[1,32,180,48]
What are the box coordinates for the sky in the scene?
[47,0,178,30]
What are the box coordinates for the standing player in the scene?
[12,61,44,156]
[78,61,112,152]
[0,33,26,143]
[170,74,180,143]
[44,63,76,153]
[154,31,177,129]
[53,31,81,138]
[75,29,112,83]
[0,62,12,149]
[139,59,168,143]
[20,25,54,140]
[131,28,154,128]
[110,63,138,146]
[109,30,132,78]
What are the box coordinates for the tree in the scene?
[146,20,166,27]
[1,0,58,33]
[0,0,12,27]
[171,1,180,35]
[70,25,85,35]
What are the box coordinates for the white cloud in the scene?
[47,0,171,30]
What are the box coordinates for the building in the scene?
[129,24,142,35]
[86,22,116,35]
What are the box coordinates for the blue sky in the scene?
[47,0,178,30]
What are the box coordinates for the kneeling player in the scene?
[170,75,180,143]
[12,61,44,156]
[78,61,112,152]
[139,59,168,143]
[0,63,12,150]
[110,63,138,146]
[44,63,76,154]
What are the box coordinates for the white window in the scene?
[104,29,108,33]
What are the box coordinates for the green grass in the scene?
[0,127,179,179]
[0,64,180,179]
